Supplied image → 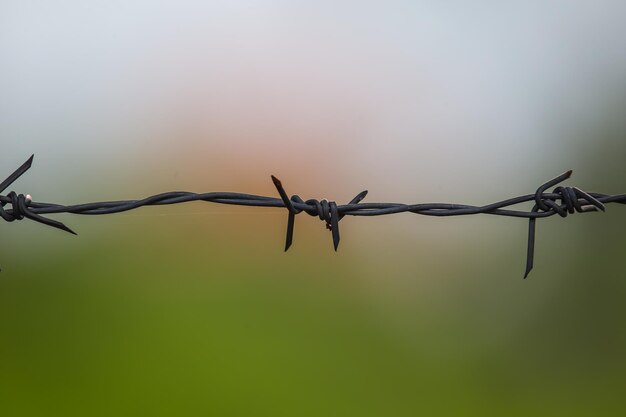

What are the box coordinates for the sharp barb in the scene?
[272,175,298,250]
[524,217,536,279]
[58,223,78,235]
[33,215,76,235]
[0,155,34,194]
[330,202,340,251]
[350,190,368,205]
[339,190,368,221]
[271,175,296,213]
[546,170,573,188]
[573,187,606,212]
[285,211,295,251]
[18,198,77,235]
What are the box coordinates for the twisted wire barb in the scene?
[1,155,625,276]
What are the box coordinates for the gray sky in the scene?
[1,1,625,192]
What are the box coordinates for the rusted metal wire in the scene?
[1,155,625,276]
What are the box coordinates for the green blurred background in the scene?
[1,1,626,416]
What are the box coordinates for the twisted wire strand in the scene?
[1,155,625,276]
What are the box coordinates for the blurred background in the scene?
[1,1,626,415]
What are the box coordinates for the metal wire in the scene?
[1,155,625,277]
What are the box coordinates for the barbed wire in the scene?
[1,155,625,277]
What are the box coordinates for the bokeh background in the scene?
[1,1,626,416]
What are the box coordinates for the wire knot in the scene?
[271,175,367,251]
[533,170,605,217]
[0,192,30,222]
[298,198,337,230]
[524,170,606,278]
[0,155,76,238]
